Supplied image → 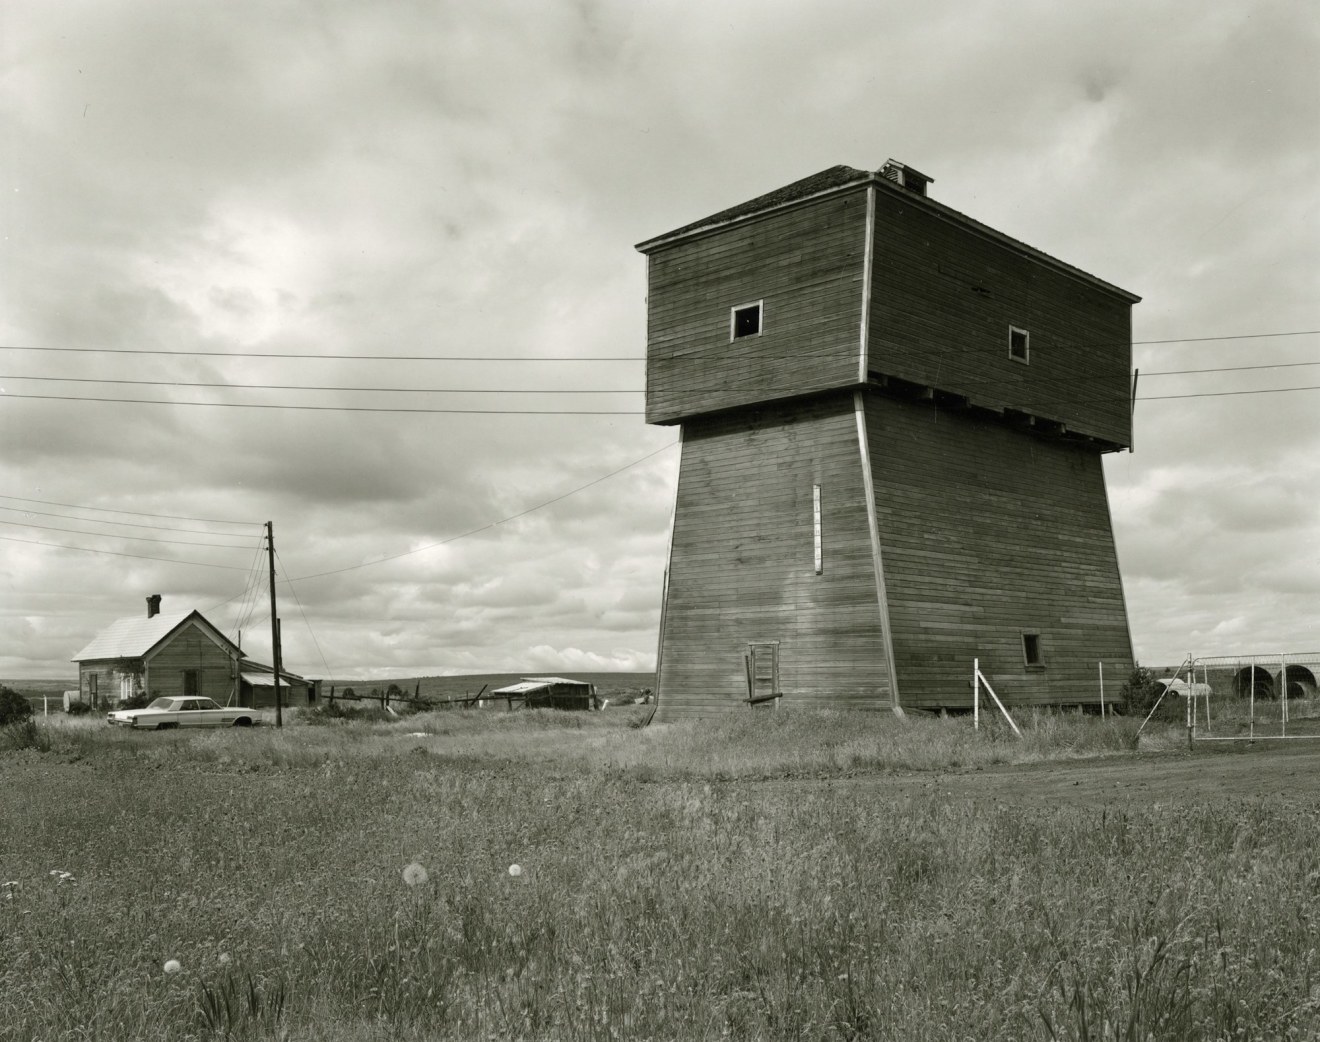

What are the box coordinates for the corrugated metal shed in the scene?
[489,676,596,711]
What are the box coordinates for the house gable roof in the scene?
[72,610,240,663]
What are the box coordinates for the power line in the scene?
[1141,360,1320,377]
[0,393,641,415]
[0,442,679,577]
[8,380,1320,416]
[0,533,253,570]
[1133,330,1319,346]
[0,494,259,527]
[286,441,679,582]
[276,549,336,680]
[1139,385,1320,402]
[0,344,641,361]
[0,504,261,537]
[0,328,1315,362]
[0,375,638,394]
[5,356,1320,394]
[232,543,275,648]
[0,517,257,549]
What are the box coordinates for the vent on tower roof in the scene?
[880,160,933,197]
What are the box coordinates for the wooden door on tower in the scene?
[745,642,781,707]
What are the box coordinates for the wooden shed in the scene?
[239,659,316,708]
[638,162,1139,718]
[489,677,597,711]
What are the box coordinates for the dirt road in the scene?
[783,740,1320,808]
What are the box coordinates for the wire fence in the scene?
[1183,652,1320,741]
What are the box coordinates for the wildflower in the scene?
[508,864,523,878]
[218,953,231,966]
[163,959,182,974]
[402,862,429,887]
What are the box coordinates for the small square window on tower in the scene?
[1009,326,1030,364]
[731,301,763,340]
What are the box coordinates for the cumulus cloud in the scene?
[2,0,1316,678]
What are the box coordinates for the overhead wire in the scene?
[1,327,1316,360]
[275,549,335,680]
[4,353,1320,395]
[0,344,641,361]
[0,517,257,549]
[0,375,636,394]
[286,440,679,582]
[0,533,254,570]
[2,329,1318,414]
[0,494,259,527]
[0,441,679,578]
[0,393,641,415]
[0,503,262,537]
[232,541,273,642]
[7,380,1320,415]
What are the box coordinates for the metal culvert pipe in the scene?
[1276,666,1317,701]
[1234,666,1275,699]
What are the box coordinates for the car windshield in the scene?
[146,698,176,710]
[194,699,222,711]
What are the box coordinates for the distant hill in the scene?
[2,678,78,713]
[322,672,655,703]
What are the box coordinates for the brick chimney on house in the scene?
[146,594,162,618]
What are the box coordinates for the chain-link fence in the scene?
[1186,652,1320,741]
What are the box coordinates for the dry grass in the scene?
[30,703,1162,778]
[2,707,1314,1040]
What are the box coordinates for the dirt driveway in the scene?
[791,740,1320,808]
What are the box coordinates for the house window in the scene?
[183,670,200,697]
[1009,326,1030,364]
[1022,632,1044,668]
[731,301,763,340]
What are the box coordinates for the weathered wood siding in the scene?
[655,394,892,720]
[245,680,311,708]
[79,661,144,707]
[645,192,867,425]
[145,623,239,704]
[868,188,1133,447]
[863,392,1133,708]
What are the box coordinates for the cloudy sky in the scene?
[2,0,1316,681]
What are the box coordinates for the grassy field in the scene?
[3,705,1319,1041]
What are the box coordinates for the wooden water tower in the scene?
[637,162,1140,719]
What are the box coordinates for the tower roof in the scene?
[637,165,871,250]
[635,162,1140,304]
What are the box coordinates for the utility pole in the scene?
[266,521,284,728]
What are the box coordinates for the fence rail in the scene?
[1186,652,1320,742]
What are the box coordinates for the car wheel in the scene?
[232,717,253,727]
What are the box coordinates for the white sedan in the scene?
[106,696,260,729]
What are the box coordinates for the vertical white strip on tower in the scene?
[812,483,822,574]
[858,184,876,384]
